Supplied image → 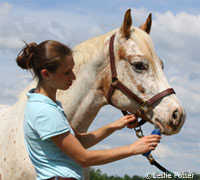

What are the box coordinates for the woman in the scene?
[16,40,161,180]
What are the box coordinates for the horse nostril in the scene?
[172,109,178,119]
[171,109,180,126]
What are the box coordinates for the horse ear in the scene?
[139,13,152,34]
[120,9,132,39]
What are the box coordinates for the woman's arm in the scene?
[51,131,161,168]
[74,115,136,149]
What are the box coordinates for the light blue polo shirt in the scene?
[24,89,84,180]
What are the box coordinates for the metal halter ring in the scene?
[134,126,144,138]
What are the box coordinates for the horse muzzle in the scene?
[154,107,186,135]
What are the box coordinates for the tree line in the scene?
[90,168,200,180]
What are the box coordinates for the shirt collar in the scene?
[26,88,61,108]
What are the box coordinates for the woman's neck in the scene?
[34,81,57,102]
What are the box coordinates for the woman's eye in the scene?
[65,71,71,75]
[132,62,148,73]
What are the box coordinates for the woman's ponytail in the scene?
[16,42,38,69]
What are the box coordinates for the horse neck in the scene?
[57,33,112,132]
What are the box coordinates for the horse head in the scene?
[103,9,186,135]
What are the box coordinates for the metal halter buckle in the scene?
[140,101,150,113]
[135,101,150,117]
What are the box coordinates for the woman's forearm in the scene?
[76,115,136,149]
[77,123,116,149]
[80,145,133,167]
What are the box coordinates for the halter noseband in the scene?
[107,34,175,127]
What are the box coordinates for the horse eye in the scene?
[132,62,148,73]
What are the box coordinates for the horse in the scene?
[0,9,185,180]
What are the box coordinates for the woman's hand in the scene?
[130,135,161,155]
[111,115,137,130]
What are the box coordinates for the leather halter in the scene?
[107,34,175,127]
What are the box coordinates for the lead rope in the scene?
[133,127,186,180]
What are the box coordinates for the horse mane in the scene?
[72,29,117,71]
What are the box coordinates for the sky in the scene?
[0,0,200,178]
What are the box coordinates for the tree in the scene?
[90,168,200,180]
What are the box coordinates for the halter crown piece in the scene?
[107,34,175,127]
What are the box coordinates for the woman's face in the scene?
[49,55,76,90]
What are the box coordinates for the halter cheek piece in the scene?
[107,34,175,127]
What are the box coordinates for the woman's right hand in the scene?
[130,135,161,155]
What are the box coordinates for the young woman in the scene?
[16,40,161,180]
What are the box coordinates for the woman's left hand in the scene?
[112,115,137,130]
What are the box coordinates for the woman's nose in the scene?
[71,71,76,81]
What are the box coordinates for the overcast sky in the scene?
[0,0,200,177]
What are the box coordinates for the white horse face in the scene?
[103,9,185,135]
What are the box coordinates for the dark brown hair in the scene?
[16,40,72,79]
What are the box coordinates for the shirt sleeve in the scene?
[34,106,70,141]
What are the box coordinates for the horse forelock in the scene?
[130,27,157,71]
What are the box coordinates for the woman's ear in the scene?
[41,69,50,80]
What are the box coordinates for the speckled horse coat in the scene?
[0,9,185,180]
